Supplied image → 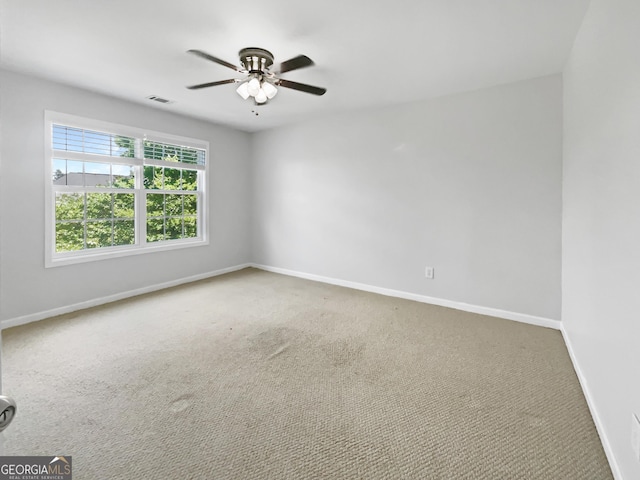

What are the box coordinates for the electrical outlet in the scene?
[425,266,434,279]
[632,413,640,462]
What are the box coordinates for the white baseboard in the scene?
[250,263,560,330]
[561,326,623,480]
[1,263,251,330]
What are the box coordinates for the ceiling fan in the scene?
[186,47,327,105]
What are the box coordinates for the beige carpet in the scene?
[2,268,612,479]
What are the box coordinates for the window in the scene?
[45,112,209,267]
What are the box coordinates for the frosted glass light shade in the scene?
[255,89,268,104]
[247,77,261,96]
[262,81,278,99]
[236,82,250,100]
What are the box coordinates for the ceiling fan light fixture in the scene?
[262,81,278,99]
[236,82,250,100]
[247,77,261,97]
[255,89,268,104]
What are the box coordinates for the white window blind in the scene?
[143,140,206,167]
[53,125,136,158]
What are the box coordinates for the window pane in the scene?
[84,162,111,187]
[183,194,197,215]
[56,193,84,221]
[146,218,164,242]
[184,216,197,238]
[182,170,197,190]
[164,168,181,190]
[114,220,135,246]
[146,194,164,217]
[53,159,67,184]
[144,166,162,189]
[114,194,134,218]
[86,193,112,220]
[56,221,84,252]
[113,136,135,158]
[86,220,113,249]
[165,194,182,216]
[66,161,84,186]
[142,166,198,192]
[166,218,183,240]
[112,164,134,188]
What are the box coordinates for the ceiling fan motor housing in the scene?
[239,48,274,73]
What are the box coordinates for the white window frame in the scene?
[44,111,209,267]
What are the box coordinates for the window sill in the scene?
[45,238,210,268]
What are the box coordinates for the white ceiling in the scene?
[0,0,590,132]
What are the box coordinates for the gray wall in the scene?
[252,75,562,320]
[0,70,253,322]
[563,0,640,478]
[0,70,563,323]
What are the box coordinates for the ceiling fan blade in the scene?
[275,55,314,74]
[187,49,241,72]
[186,79,239,90]
[276,79,327,96]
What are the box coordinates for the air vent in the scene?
[146,95,173,104]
